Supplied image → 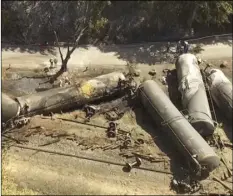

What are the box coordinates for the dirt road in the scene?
[2,42,232,69]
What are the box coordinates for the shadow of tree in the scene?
[2,44,57,56]
[98,42,177,65]
[97,37,231,65]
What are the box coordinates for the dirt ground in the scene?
[2,40,232,195]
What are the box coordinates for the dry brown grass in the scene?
[2,149,39,195]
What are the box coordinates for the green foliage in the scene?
[2,1,232,44]
[89,17,108,34]
[196,1,233,26]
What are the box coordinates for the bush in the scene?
[191,44,205,54]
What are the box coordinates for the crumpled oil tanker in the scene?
[205,68,232,121]
[2,93,21,123]
[175,53,215,136]
[2,72,126,123]
[139,80,220,173]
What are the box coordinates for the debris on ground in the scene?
[84,105,100,121]
[148,69,156,76]
[124,157,142,172]
[160,76,167,85]
[220,61,228,68]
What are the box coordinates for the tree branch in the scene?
[69,26,88,54]
[67,44,70,53]
[54,30,64,62]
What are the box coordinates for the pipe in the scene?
[205,68,232,121]
[175,53,214,136]
[139,80,220,173]
[2,93,20,123]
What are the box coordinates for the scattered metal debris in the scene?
[122,133,132,148]
[14,117,31,128]
[171,178,192,193]
[124,157,142,172]
[107,122,118,138]
[84,105,100,121]
[105,107,124,121]
[40,116,130,135]
[220,157,232,178]
[212,176,233,192]
[135,138,144,145]
[209,134,226,150]
[131,152,169,163]
[171,177,202,194]
[222,142,233,149]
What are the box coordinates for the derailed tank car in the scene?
[139,80,220,173]
[2,72,126,122]
[2,93,20,123]
[205,68,232,121]
[15,72,126,115]
[175,53,215,136]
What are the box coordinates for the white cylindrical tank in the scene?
[175,54,215,136]
[139,80,220,173]
[206,68,232,121]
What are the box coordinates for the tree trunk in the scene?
[60,53,70,72]
[186,4,198,36]
[60,61,68,72]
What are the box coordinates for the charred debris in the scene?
[2,54,232,194]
